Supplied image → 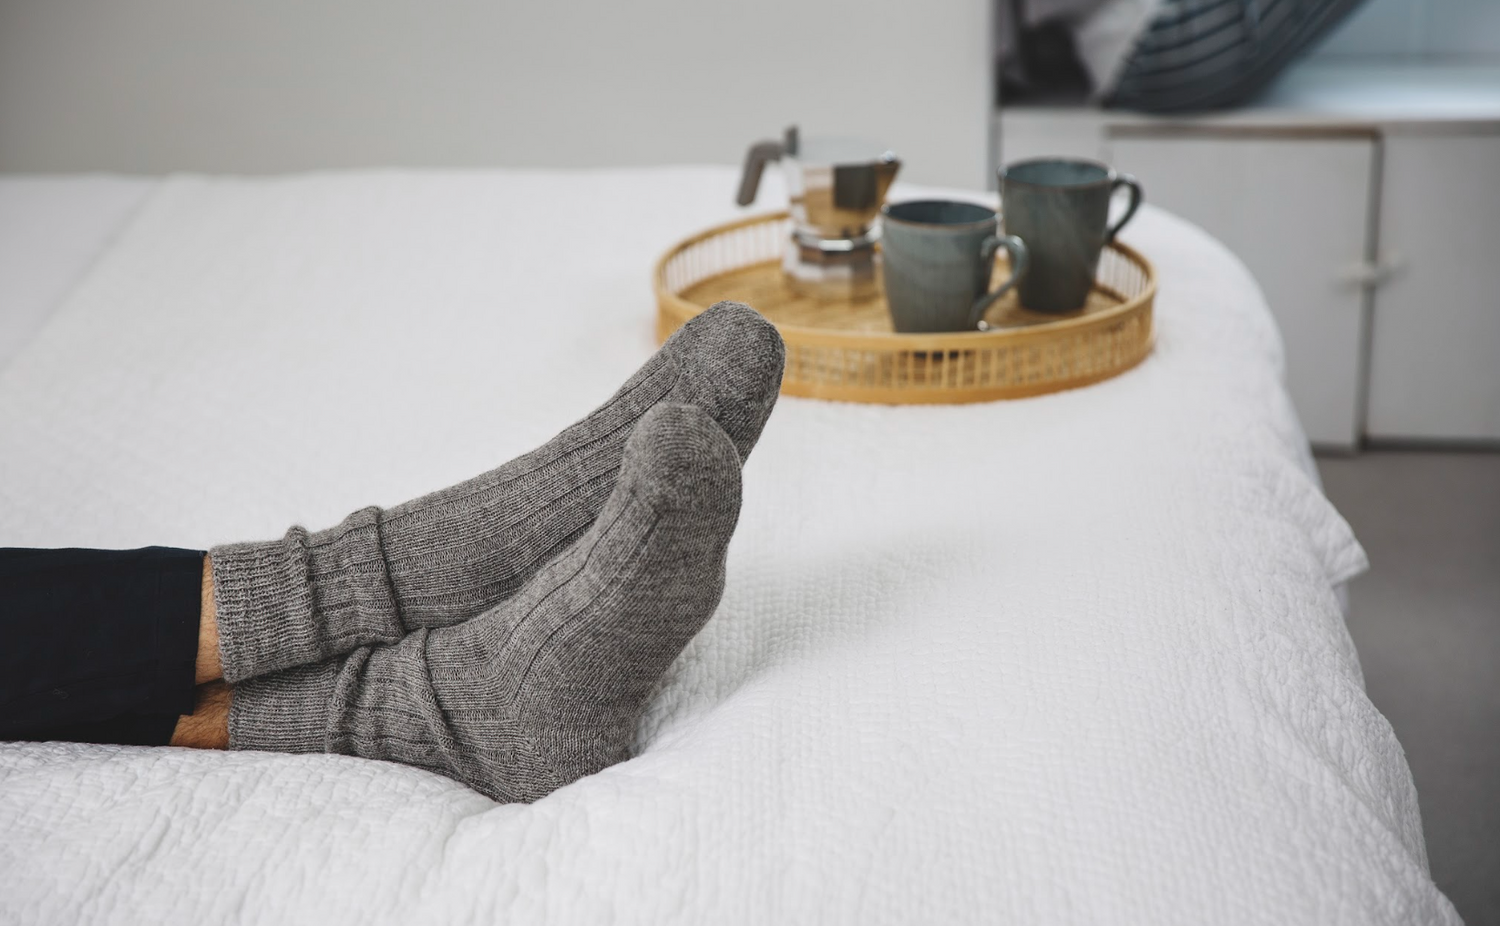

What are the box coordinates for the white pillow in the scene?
[1073,0,1168,97]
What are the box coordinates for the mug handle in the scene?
[1104,173,1143,242]
[969,234,1029,328]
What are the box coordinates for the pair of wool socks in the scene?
[208,302,785,802]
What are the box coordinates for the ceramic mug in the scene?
[879,200,1028,333]
[1000,158,1143,313]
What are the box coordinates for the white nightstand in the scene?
[996,62,1500,450]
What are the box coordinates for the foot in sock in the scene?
[228,404,741,802]
[210,301,782,683]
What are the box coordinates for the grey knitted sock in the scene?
[228,404,741,802]
[210,301,781,683]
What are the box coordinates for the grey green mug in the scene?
[1000,158,1143,313]
[879,200,1029,333]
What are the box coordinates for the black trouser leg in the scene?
[0,547,204,746]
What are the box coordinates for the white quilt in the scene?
[0,168,1458,925]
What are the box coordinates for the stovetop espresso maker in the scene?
[737,126,900,292]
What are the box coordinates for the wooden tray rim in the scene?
[652,210,1159,351]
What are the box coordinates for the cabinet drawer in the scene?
[1105,132,1376,449]
[1367,132,1500,442]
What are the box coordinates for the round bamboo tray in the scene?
[654,211,1157,404]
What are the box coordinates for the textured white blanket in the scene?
[0,169,1457,924]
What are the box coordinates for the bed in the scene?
[0,169,1459,924]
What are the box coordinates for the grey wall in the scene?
[0,0,993,188]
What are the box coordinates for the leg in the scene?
[0,546,204,746]
[5,304,779,776]
[170,681,230,749]
[195,555,223,684]
[176,403,747,767]
[209,301,783,684]
[230,404,742,801]
[167,560,230,749]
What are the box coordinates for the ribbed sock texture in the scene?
[211,301,782,683]
[229,404,742,802]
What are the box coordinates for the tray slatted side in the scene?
[775,309,1150,402]
[658,216,788,298]
[654,212,1156,404]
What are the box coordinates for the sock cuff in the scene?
[211,537,323,683]
[211,508,403,683]
[228,660,341,753]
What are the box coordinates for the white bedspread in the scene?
[0,175,157,372]
[0,169,1457,925]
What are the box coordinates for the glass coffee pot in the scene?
[737,126,900,293]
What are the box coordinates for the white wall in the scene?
[0,0,993,188]
[1314,0,1500,60]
